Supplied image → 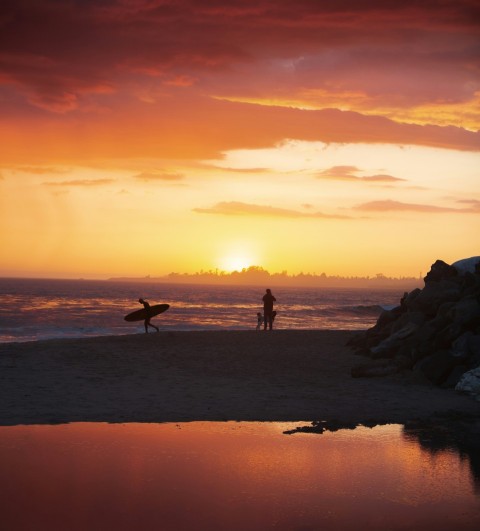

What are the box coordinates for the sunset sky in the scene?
[0,0,479,279]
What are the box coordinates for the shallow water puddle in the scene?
[0,422,479,530]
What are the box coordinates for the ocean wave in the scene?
[343,304,385,315]
[0,279,404,342]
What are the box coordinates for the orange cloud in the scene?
[193,201,350,219]
[355,199,480,213]
[208,166,272,174]
[133,172,185,181]
[2,97,478,169]
[456,199,480,211]
[42,179,115,187]
[317,166,405,182]
[16,166,68,175]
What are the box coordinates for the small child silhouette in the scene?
[256,312,263,330]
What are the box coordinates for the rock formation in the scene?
[348,257,480,400]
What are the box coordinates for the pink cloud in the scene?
[163,75,197,87]
[1,0,478,118]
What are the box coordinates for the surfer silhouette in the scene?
[262,289,276,330]
[138,298,159,333]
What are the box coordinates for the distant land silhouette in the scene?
[110,266,422,289]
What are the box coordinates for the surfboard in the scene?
[124,304,170,322]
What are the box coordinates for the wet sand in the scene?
[0,330,479,427]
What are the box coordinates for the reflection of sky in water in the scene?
[0,422,478,531]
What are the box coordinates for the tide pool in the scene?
[0,422,478,530]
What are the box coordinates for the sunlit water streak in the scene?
[0,278,403,342]
[0,422,478,531]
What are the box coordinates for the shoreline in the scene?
[0,330,478,428]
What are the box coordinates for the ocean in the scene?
[0,278,408,343]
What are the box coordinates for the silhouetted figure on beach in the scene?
[256,312,263,330]
[139,298,159,333]
[262,289,277,330]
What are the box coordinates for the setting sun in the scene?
[219,253,255,273]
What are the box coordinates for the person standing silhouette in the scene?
[262,289,276,330]
[138,298,159,333]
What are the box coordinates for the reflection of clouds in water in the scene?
[286,419,480,496]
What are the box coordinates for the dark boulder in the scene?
[370,322,419,358]
[409,280,462,316]
[442,365,469,388]
[424,259,458,283]
[414,350,461,385]
[451,332,475,361]
[449,297,480,328]
[467,334,480,369]
[403,288,422,311]
[391,311,426,333]
[455,367,480,399]
[372,305,404,333]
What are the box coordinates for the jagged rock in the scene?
[391,311,425,334]
[449,297,480,328]
[394,342,416,365]
[411,320,447,359]
[403,288,422,311]
[374,306,404,332]
[463,274,480,297]
[424,259,458,283]
[442,365,469,389]
[455,367,480,401]
[436,301,456,319]
[433,321,466,351]
[349,257,480,395]
[414,350,461,385]
[409,280,462,316]
[451,332,474,360]
[468,334,480,368]
[370,322,419,357]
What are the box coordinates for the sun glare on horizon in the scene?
[219,252,256,272]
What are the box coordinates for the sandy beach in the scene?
[0,330,479,427]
